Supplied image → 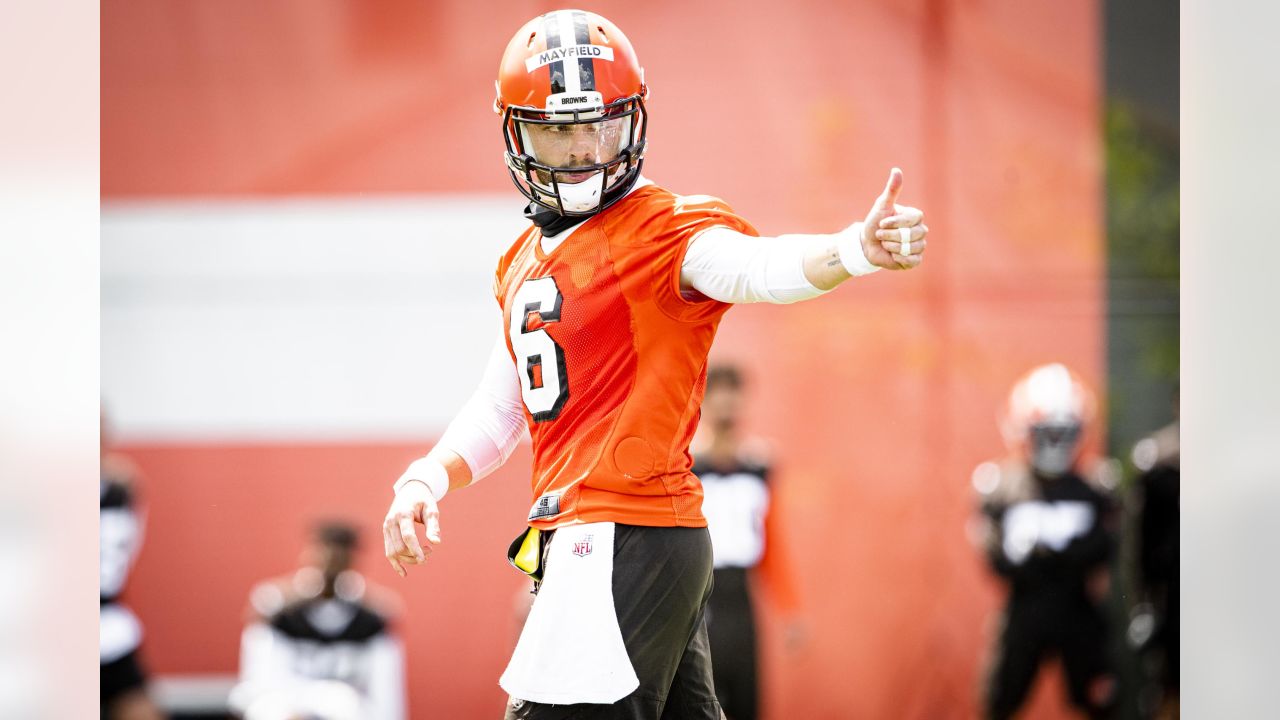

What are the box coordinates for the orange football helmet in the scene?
[1000,363,1097,477]
[495,10,649,217]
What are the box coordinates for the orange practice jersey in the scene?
[494,184,757,530]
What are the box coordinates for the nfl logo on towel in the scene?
[573,535,594,557]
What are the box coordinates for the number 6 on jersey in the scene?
[510,277,569,421]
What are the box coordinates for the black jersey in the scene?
[1139,462,1179,597]
[100,473,150,707]
[236,589,406,720]
[692,454,771,570]
[691,453,772,720]
[100,478,140,605]
[980,467,1115,602]
[100,475,145,663]
[1138,460,1180,690]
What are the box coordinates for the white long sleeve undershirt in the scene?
[681,224,873,304]
[434,333,528,483]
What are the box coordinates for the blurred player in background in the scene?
[691,364,801,720]
[100,411,166,720]
[971,364,1119,720]
[1130,404,1179,719]
[381,9,929,719]
[230,521,405,720]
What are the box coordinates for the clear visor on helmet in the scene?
[519,116,631,170]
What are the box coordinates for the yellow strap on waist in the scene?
[512,527,542,576]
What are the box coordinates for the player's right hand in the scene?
[383,480,442,577]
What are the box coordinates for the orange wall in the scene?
[105,1,1102,718]
[121,442,532,719]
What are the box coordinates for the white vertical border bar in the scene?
[1182,1,1280,716]
[0,0,101,716]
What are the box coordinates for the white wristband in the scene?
[836,222,881,277]
[393,457,450,502]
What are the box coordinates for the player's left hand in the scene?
[383,480,442,578]
[861,168,927,270]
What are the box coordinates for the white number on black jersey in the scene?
[511,277,569,421]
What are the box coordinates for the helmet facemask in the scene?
[1028,419,1083,478]
[503,95,647,217]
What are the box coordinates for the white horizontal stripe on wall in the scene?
[102,196,529,442]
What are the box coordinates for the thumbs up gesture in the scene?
[861,168,927,270]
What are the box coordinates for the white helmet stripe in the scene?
[571,11,596,92]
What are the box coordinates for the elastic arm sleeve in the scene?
[433,330,527,482]
[680,223,876,305]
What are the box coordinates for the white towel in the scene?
[499,522,640,704]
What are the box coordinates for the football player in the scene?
[691,364,801,720]
[971,364,1118,720]
[100,412,165,720]
[230,522,406,720]
[1131,406,1179,719]
[381,10,928,719]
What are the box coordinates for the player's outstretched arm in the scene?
[383,329,527,577]
[681,168,928,305]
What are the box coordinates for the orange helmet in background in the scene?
[495,9,649,217]
[1000,363,1097,477]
